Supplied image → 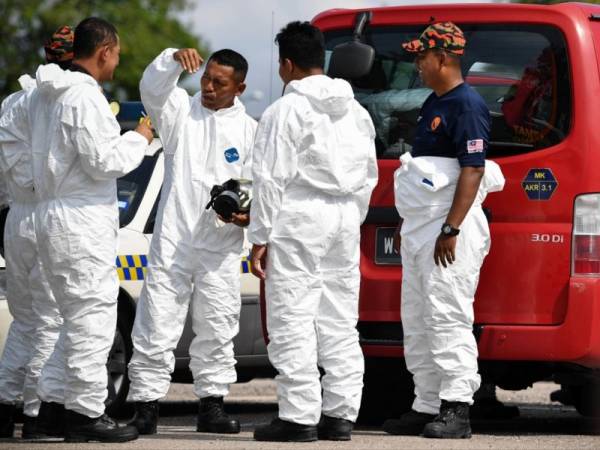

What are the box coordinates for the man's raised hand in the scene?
[173,48,203,73]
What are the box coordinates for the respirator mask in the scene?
[205,178,252,220]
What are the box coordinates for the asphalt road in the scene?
[3,380,600,449]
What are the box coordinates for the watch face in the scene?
[443,225,451,234]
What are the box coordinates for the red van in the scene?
[311,2,600,421]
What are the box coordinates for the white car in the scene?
[0,102,272,414]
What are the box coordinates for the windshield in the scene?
[324,24,571,159]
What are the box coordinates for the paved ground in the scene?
[2,380,600,449]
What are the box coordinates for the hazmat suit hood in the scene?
[285,74,353,117]
[17,74,36,92]
[35,63,94,98]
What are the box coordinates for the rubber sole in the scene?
[196,423,241,434]
[423,429,472,439]
[254,435,318,442]
[64,430,139,443]
[21,432,62,440]
[317,432,351,441]
[382,426,425,436]
[254,430,318,442]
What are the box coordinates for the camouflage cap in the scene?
[44,25,74,64]
[402,22,466,56]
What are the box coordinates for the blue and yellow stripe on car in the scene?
[116,254,148,281]
[115,253,252,281]
[240,254,252,274]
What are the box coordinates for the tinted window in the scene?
[117,153,159,228]
[325,25,571,159]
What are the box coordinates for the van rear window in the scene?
[324,24,571,159]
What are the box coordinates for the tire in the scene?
[357,357,414,425]
[105,310,133,417]
[572,383,600,418]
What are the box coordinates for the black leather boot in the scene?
[254,418,318,442]
[383,409,436,436]
[471,384,519,420]
[196,397,240,434]
[64,410,139,443]
[21,415,46,440]
[127,400,159,435]
[423,400,472,439]
[0,403,15,438]
[35,402,65,438]
[317,415,353,441]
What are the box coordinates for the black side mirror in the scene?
[327,11,375,79]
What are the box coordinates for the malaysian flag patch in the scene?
[467,139,484,153]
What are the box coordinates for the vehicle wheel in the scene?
[572,383,600,417]
[357,357,414,425]
[105,311,133,417]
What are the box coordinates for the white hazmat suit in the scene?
[0,63,149,418]
[249,74,378,426]
[0,74,62,418]
[127,48,256,402]
[394,153,505,414]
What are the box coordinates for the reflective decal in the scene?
[522,168,558,200]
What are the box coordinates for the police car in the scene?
[0,102,272,415]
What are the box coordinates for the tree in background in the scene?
[0,0,209,100]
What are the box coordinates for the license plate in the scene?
[375,227,402,265]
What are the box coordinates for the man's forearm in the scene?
[445,166,484,228]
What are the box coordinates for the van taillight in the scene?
[572,194,600,276]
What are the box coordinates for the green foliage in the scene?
[0,0,208,100]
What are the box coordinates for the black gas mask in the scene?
[205,178,252,220]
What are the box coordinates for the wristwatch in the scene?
[441,223,460,237]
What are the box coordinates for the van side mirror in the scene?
[327,11,375,79]
[328,41,375,79]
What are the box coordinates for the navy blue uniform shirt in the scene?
[412,82,490,167]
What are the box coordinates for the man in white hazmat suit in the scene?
[126,47,256,435]
[381,22,505,439]
[0,26,74,440]
[0,17,153,443]
[249,22,378,442]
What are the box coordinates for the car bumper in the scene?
[362,277,600,368]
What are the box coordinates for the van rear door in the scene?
[321,18,576,328]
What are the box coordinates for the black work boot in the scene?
[35,402,65,438]
[382,409,436,436]
[64,410,139,443]
[196,397,240,434]
[127,400,159,435]
[423,400,472,439]
[317,415,353,441]
[471,384,519,420]
[21,416,46,440]
[254,418,318,442]
[0,403,15,438]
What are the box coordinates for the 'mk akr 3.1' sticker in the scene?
[522,168,558,200]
